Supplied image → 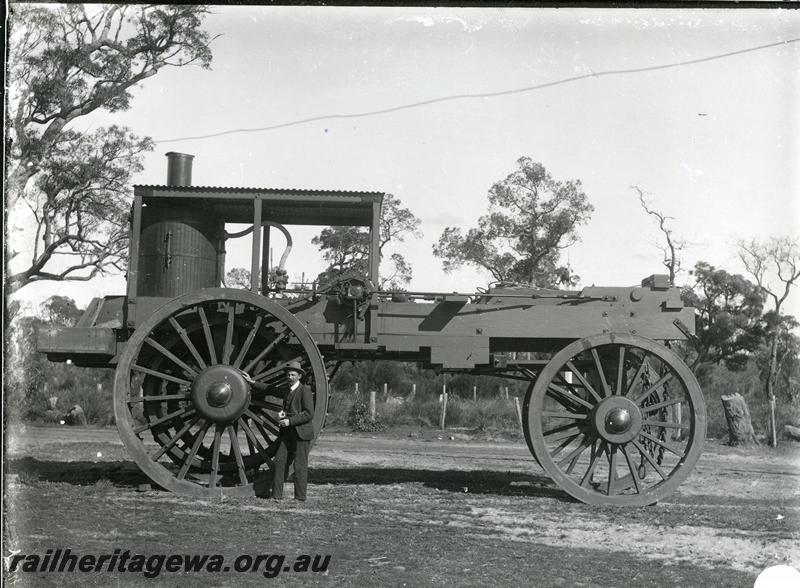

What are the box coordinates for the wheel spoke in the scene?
[580,440,606,488]
[620,445,642,494]
[607,445,618,496]
[151,415,201,460]
[168,317,208,371]
[641,397,683,414]
[564,361,603,403]
[546,383,594,411]
[128,393,190,403]
[178,421,210,480]
[624,354,650,398]
[197,306,217,365]
[250,398,284,412]
[641,419,688,430]
[546,388,590,413]
[633,372,675,405]
[542,410,588,420]
[252,420,276,451]
[631,439,668,481]
[222,304,236,365]
[544,424,582,442]
[226,424,249,485]
[232,314,263,369]
[144,337,199,377]
[209,425,222,489]
[134,407,195,435]
[252,355,305,383]
[245,409,280,437]
[590,349,612,398]
[639,430,684,457]
[550,434,580,460]
[558,435,592,473]
[242,329,289,373]
[239,418,271,465]
[248,407,281,434]
[243,420,256,456]
[132,365,191,387]
[615,346,626,395]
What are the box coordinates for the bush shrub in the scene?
[346,395,386,432]
[325,387,522,436]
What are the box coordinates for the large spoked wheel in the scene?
[113,288,328,498]
[523,333,705,506]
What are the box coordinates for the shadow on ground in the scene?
[8,457,565,500]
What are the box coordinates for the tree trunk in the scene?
[720,393,758,447]
[766,333,779,448]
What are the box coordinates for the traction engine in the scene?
[38,152,706,506]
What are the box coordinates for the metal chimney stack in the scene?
[165,152,194,186]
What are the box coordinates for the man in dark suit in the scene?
[269,360,314,501]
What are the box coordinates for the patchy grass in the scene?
[4,427,799,587]
[3,477,769,588]
[17,471,40,487]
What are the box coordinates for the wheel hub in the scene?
[206,382,232,407]
[593,396,642,444]
[605,407,632,434]
[191,365,250,423]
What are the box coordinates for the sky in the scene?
[8,5,800,321]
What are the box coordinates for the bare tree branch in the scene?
[632,185,685,284]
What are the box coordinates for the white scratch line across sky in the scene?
[156,38,800,144]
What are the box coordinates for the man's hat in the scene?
[284,360,305,376]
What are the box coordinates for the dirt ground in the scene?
[4,425,800,587]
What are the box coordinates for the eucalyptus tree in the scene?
[6,4,215,293]
[433,157,592,288]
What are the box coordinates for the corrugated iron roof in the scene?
[133,184,384,196]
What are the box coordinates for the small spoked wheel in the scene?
[524,333,705,506]
[113,288,327,497]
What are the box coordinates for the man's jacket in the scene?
[283,383,315,440]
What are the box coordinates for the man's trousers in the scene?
[270,429,310,500]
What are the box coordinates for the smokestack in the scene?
[165,152,194,186]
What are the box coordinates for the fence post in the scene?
[514,396,523,432]
[409,383,416,401]
[473,386,477,402]
[505,387,509,402]
[369,390,376,421]
[383,382,388,400]
[440,386,448,430]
